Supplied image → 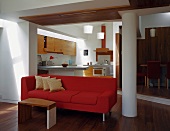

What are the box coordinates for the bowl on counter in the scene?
[62,64,68,67]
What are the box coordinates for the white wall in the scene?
[76,23,114,65]
[47,24,86,39]
[141,13,170,38]
[0,20,37,102]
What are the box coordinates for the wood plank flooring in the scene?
[0,95,170,131]
[118,85,170,99]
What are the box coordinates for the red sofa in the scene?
[21,75,117,121]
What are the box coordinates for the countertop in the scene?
[83,64,113,67]
[38,65,89,70]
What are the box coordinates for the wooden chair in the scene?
[165,62,170,89]
[137,65,146,86]
[147,61,161,88]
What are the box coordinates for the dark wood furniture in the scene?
[147,61,161,88]
[18,98,56,129]
[137,27,170,65]
[165,62,170,89]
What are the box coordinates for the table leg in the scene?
[47,107,56,129]
[18,103,32,124]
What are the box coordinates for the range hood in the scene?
[95,25,111,52]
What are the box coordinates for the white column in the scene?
[122,12,137,117]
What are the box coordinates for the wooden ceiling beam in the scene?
[19,1,170,25]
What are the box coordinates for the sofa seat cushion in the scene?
[71,91,102,105]
[48,90,80,103]
[28,90,50,99]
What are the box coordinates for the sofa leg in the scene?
[103,113,105,121]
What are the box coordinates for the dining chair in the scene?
[165,62,170,89]
[147,61,161,88]
[137,65,146,86]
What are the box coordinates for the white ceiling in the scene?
[0,0,169,38]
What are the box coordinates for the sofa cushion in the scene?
[28,90,50,99]
[48,90,80,103]
[47,78,65,92]
[71,92,102,105]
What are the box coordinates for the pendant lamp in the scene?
[84,25,93,34]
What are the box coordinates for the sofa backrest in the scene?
[40,75,117,92]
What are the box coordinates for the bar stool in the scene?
[147,61,161,88]
[165,62,170,89]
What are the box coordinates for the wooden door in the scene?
[116,33,122,88]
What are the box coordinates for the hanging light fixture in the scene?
[97,32,104,39]
[150,28,156,37]
[84,25,93,34]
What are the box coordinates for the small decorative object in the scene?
[84,25,93,34]
[62,63,68,67]
[97,32,104,39]
[50,56,54,59]
[150,28,156,37]
[84,50,88,56]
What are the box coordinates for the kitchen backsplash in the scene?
[40,53,76,65]
[98,55,110,64]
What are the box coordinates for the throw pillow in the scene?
[35,76,43,90]
[35,76,49,90]
[42,77,55,91]
[47,78,65,92]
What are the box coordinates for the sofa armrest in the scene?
[21,76,36,100]
[97,90,117,113]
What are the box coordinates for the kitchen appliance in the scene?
[93,67,106,76]
[42,61,53,66]
[37,55,42,66]
[93,66,111,76]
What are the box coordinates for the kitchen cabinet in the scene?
[38,35,76,55]
[54,38,64,53]
[83,66,93,77]
[63,41,76,56]
[37,35,47,54]
[45,36,55,52]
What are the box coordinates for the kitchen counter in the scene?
[38,65,89,70]
[83,64,113,67]
[38,65,89,76]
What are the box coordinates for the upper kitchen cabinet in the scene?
[37,35,76,55]
[54,38,64,53]
[63,41,76,56]
[45,36,55,52]
[37,35,47,54]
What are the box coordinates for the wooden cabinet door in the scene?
[37,35,47,54]
[83,66,93,76]
[63,41,76,56]
[54,38,64,52]
[46,36,55,52]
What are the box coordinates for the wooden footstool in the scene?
[18,98,56,129]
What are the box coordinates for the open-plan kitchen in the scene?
[37,22,121,78]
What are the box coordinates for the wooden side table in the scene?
[18,98,56,129]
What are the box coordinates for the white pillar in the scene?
[122,12,137,117]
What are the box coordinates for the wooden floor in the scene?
[118,85,170,99]
[137,85,170,99]
[1,95,170,131]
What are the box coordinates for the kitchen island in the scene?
[38,65,89,76]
